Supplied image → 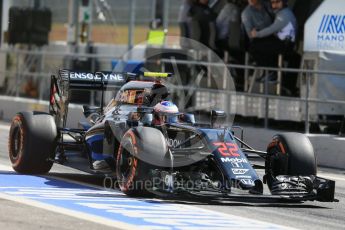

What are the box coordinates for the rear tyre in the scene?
[8,111,57,174]
[265,133,316,190]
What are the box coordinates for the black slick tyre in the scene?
[8,111,57,174]
[265,132,317,190]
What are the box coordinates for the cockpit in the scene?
[113,81,169,107]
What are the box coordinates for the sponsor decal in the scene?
[220,158,248,164]
[166,138,182,148]
[240,179,254,186]
[318,15,345,34]
[317,14,345,49]
[213,142,240,157]
[229,179,254,188]
[231,169,249,175]
[235,175,252,179]
[69,72,124,81]
[231,162,243,168]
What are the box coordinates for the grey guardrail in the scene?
[0,95,344,170]
[239,126,345,170]
[0,95,84,128]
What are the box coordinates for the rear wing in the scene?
[57,70,172,90]
[49,69,134,128]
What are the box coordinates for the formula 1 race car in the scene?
[8,69,335,201]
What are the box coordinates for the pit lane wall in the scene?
[0,95,85,129]
[0,95,344,170]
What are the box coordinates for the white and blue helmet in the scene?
[153,101,179,114]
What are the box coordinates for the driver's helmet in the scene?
[152,101,179,125]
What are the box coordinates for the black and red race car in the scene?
[8,69,335,201]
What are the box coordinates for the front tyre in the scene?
[116,130,152,196]
[265,133,316,190]
[8,111,57,174]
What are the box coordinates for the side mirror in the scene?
[141,113,153,126]
[211,110,226,128]
[180,113,195,124]
[83,105,101,118]
[137,107,154,126]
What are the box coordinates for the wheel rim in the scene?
[265,138,289,190]
[119,147,134,179]
[10,122,23,161]
[117,139,138,191]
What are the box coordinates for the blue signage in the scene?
[318,15,345,34]
[317,15,345,49]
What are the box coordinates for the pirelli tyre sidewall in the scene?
[116,129,154,196]
[265,132,317,190]
[8,111,57,174]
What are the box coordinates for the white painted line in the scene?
[48,174,117,192]
[0,192,138,230]
[0,163,295,230]
[0,186,295,230]
[0,164,12,171]
[306,134,334,137]
[0,165,139,229]
[0,164,122,195]
[333,137,345,141]
[318,172,345,182]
